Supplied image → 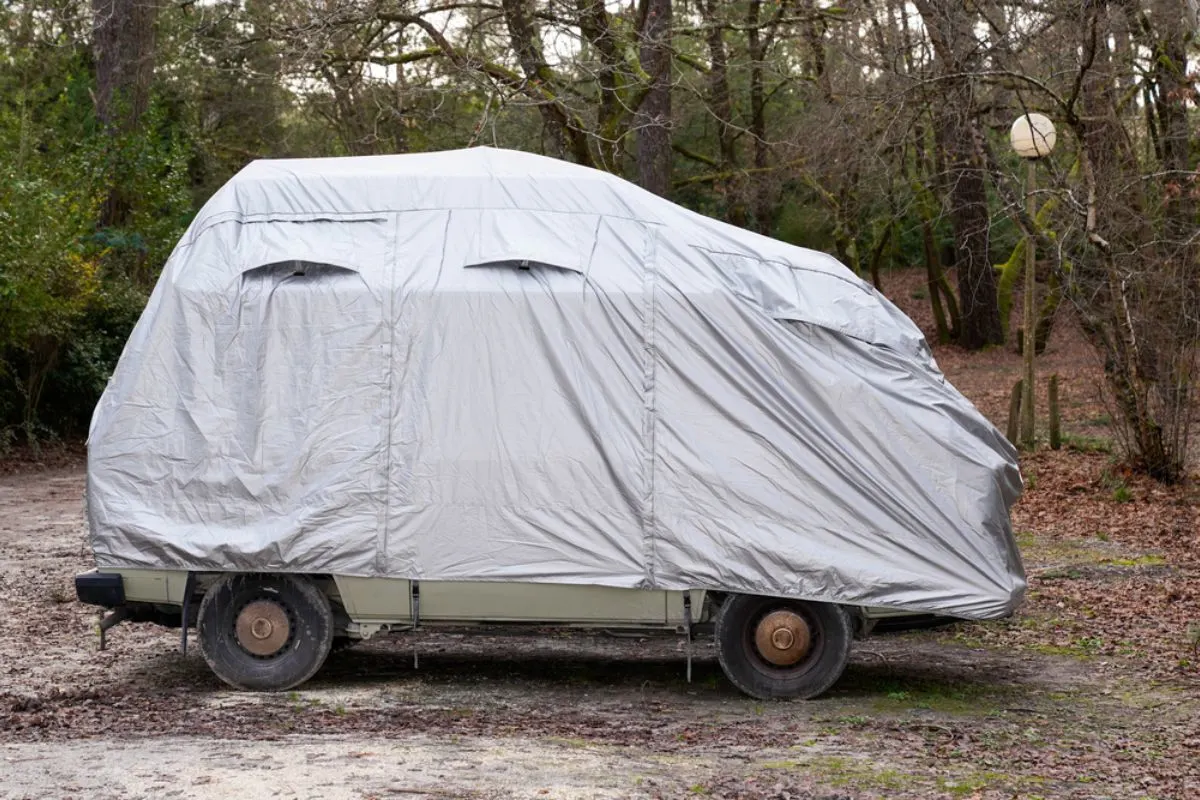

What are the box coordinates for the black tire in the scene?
[197,574,334,691]
[714,594,852,700]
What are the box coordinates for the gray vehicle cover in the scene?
[86,148,1025,619]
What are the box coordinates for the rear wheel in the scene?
[197,574,333,691]
[714,594,852,700]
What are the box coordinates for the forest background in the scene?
[1,0,1196,482]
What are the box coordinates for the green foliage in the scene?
[36,277,147,436]
[1061,433,1115,454]
[0,52,102,343]
[773,197,836,251]
[0,59,105,439]
[0,0,1191,484]
[1100,468,1134,504]
[0,160,102,348]
[93,99,194,280]
[0,33,184,441]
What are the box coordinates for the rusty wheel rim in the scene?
[235,599,291,658]
[753,609,812,667]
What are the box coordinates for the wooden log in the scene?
[1048,373,1062,450]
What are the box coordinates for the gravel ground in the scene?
[1,465,1197,799]
[2,734,749,799]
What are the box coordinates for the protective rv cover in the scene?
[86,148,1025,619]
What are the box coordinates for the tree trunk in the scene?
[914,0,1004,349]
[636,0,672,196]
[576,0,624,171]
[91,0,159,228]
[1048,374,1062,451]
[699,1,735,168]
[501,0,591,165]
[698,0,743,224]
[922,221,951,344]
[1034,272,1062,356]
[996,194,1060,339]
[866,221,893,292]
[746,0,770,232]
[910,119,959,344]
[943,106,1002,349]
[318,64,377,156]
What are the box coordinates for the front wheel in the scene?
[197,574,334,691]
[714,595,852,700]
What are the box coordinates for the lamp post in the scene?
[1009,113,1056,450]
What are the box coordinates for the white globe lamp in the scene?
[1010,112,1056,451]
[1010,113,1057,159]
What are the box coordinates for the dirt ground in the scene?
[2,271,1198,799]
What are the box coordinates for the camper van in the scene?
[76,148,1025,699]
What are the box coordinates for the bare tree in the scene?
[1059,0,1198,481]
[501,0,591,163]
[913,0,1004,349]
[139,0,1200,481]
[960,0,1197,480]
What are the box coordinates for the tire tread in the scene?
[714,595,852,700]
[197,574,334,691]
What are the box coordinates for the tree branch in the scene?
[672,142,720,168]
[673,159,804,188]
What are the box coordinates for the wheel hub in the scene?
[754,609,812,666]
[235,599,291,657]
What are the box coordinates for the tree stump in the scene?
[1006,379,1023,447]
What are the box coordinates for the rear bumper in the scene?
[75,570,125,608]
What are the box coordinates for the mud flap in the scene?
[683,591,693,684]
[97,606,130,651]
[179,572,197,656]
